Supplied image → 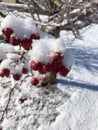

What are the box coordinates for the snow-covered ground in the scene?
[0,15,98,130]
[53,24,98,130]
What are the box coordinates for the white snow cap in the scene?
[0,59,11,70]
[30,38,65,63]
[30,38,73,69]
[1,14,16,30]
[0,48,6,60]
[24,17,38,37]
[1,14,39,39]
[62,50,74,70]
[0,43,15,53]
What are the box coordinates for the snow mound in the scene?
[0,80,75,130]
[1,14,39,39]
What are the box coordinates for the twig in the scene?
[0,83,17,123]
[1,81,11,88]
[0,11,6,17]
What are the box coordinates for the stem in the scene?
[48,72,56,84]
[41,72,56,86]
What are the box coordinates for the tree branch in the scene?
[0,1,98,37]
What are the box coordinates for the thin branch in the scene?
[0,11,6,17]
[0,83,17,123]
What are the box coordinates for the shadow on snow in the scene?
[58,78,98,91]
[58,46,98,91]
[71,47,98,73]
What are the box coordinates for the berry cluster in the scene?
[30,51,70,86]
[0,65,28,81]
[0,15,73,87]
[2,27,40,50]
[0,44,29,81]
[0,15,40,81]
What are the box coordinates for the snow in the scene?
[0,14,98,130]
[30,38,66,63]
[1,14,39,39]
[0,59,11,69]
[29,38,73,71]
[0,43,15,53]
[62,50,74,70]
[0,49,6,60]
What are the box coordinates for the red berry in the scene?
[46,63,52,72]
[52,52,63,61]
[30,61,42,71]
[59,66,70,76]
[37,62,43,70]
[42,64,47,73]
[10,36,20,46]
[0,68,10,77]
[38,64,47,74]
[22,67,28,74]
[0,60,3,63]
[0,72,4,77]
[30,61,38,71]
[19,96,27,104]
[21,39,32,50]
[30,77,39,86]
[50,68,58,74]
[52,60,62,69]
[2,28,13,38]
[30,34,40,40]
[13,73,21,81]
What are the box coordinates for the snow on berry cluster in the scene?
[0,14,73,86]
[0,43,29,81]
[0,14,41,81]
[30,39,73,86]
[1,14,40,50]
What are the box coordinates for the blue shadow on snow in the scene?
[58,78,98,91]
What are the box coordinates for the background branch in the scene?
[0,0,98,37]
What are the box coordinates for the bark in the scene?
[41,73,56,86]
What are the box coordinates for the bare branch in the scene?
[0,11,6,17]
[0,0,98,37]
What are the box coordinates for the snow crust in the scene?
[0,13,98,130]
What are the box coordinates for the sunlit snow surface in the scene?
[0,14,98,130]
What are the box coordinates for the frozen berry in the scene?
[10,36,20,46]
[0,68,10,77]
[30,34,40,40]
[2,27,13,38]
[30,77,39,86]
[52,52,63,61]
[59,66,69,76]
[22,67,28,74]
[13,73,21,81]
[19,96,27,104]
[38,64,47,74]
[30,61,38,71]
[21,39,32,50]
